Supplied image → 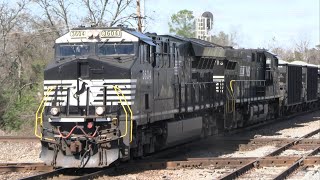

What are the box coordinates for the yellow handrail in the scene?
[229,80,235,95]
[35,87,54,139]
[113,86,128,139]
[113,85,133,143]
[227,80,236,113]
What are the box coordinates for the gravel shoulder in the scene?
[289,165,320,180]
[0,141,42,163]
[0,172,40,180]
[105,167,238,180]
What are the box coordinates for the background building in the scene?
[195,12,213,41]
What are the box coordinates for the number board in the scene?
[100,30,122,38]
[70,30,86,38]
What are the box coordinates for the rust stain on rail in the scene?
[0,162,52,172]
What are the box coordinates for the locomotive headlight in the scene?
[95,107,105,116]
[50,107,59,116]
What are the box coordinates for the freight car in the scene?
[35,26,318,168]
[278,60,319,115]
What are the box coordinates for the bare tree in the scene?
[306,46,320,65]
[210,31,238,47]
[0,0,28,82]
[81,0,135,27]
[268,37,295,62]
[294,39,310,62]
[271,47,295,62]
[33,0,72,36]
[0,1,27,57]
[0,0,41,124]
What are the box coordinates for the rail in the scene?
[20,110,320,179]
[219,127,320,179]
[0,136,38,142]
[226,79,268,113]
[23,156,319,179]
[0,162,52,172]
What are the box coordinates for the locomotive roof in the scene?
[188,38,226,48]
[152,34,227,58]
[188,40,226,57]
[159,34,228,48]
[123,28,155,45]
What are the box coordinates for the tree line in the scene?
[168,9,320,64]
[0,0,138,131]
[168,9,238,47]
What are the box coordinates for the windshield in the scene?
[58,44,90,57]
[98,43,134,56]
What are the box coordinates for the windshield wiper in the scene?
[114,43,117,54]
[66,39,76,55]
[114,56,121,63]
[101,38,109,46]
[113,39,126,54]
[113,56,135,63]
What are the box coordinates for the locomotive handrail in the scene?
[229,80,235,94]
[35,86,54,139]
[226,80,235,113]
[175,81,227,112]
[227,80,267,113]
[113,86,128,140]
[113,85,133,143]
[182,81,219,85]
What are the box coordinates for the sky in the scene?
[145,0,320,49]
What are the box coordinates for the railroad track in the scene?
[144,110,320,161]
[19,128,320,179]
[5,111,320,179]
[0,136,38,142]
[220,127,320,179]
[21,168,110,180]
[0,162,52,172]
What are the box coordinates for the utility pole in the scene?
[136,0,142,32]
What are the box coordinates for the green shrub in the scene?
[1,87,39,131]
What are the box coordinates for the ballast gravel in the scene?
[219,145,278,158]
[290,165,320,180]
[0,141,42,163]
[238,112,320,139]
[0,171,40,180]
[101,167,238,180]
[279,149,314,156]
[237,166,288,180]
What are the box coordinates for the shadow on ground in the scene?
[108,110,320,176]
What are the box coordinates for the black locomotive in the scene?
[35,27,319,167]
